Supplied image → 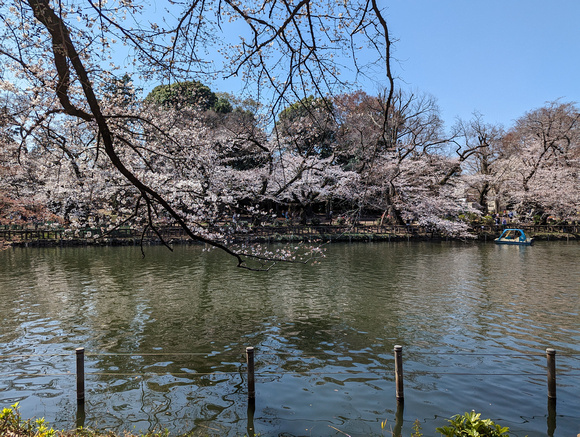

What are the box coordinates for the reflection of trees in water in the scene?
[1,243,580,434]
[80,372,244,434]
[250,317,395,392]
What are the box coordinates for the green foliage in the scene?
[278,95,332,122]
[277,95,336,158]
[213,96,233,114]
[458,212,481,224]
[436,411,510,437]
[380,417,422,437]
[145,80,231,113]
[481,215,495,226]
[0,403,56,436]
[102,73,139,107]
[411,419,423,437]
[1,404,511,437]
[0,403,181,436]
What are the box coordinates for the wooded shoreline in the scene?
[1,223,578,248]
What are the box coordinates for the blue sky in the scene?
[381,1,580,127]
[124,1,580,130]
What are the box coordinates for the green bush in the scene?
[0,403,173,436]
[0,403,56,436]
[482,215,495,226]
[0,404,511,437]
[436,411,510,436]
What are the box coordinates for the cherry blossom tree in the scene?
[452,113,506,213]
[500,101,580,222]
[329,89,476,235]
[0,0,394,267]
[0,92,62,224]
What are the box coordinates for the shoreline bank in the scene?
[1,224,578,249]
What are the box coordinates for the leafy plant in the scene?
[411,419,423,437]
[482,215,495,226]
[0,403,56,436]
[436,411,510,436]
[0,403,178,436]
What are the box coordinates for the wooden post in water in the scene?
[394,345,404,403]
[547,397,557,436]
[76,347,85,405]
[246,391,256,437]
[394,397,404,436]
[546,348,556,400]
[246,347,255,401]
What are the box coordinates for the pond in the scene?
[0,241,579,436]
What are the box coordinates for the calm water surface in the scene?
[0,241,579,436]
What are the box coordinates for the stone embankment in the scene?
[1,223,578,248]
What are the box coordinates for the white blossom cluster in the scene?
[1,0,578,267]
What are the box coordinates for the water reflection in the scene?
[0,242,579,436]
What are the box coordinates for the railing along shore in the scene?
[1,223,578,245]
[1,346,575,433]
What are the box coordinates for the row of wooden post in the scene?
[74,346,558,407]
[244,345,558,402]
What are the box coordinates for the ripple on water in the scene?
[0,242,579,435]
